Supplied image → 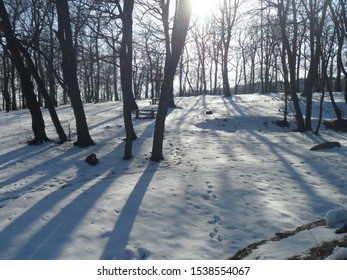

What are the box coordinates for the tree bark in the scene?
[151,0,192,161]
[160,0,177,107]
[54,0,94,147]
[119,0,138,160]
[2,54,11,112]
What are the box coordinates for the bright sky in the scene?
[191,0,219,18]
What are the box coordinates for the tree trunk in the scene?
[10,63,17,110]
[0,0,48,144]
[54,0,94,147]
[48,8,57,106]
[222,47,232,97]
[19,43,68,143]
[277,0,305,131]
[324,64,342,121]
[113,49,119,101]
[302,0,329,131]
[280,45,290,124]
[2,54,11,112]
[160,0,177,108]
[119,0,138,160]
[220,0,239,97]
[151,0,192,161]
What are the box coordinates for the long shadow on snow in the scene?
[249,130,346,215]
[0,131,114,205]
[100,162,158,260]
[0,113,131,206]
[12,160,157,259]
[200,96,346,231]
[87,114,123,131]
[173,96,203,132]
[222,96,245,117]
[0,144,123,259]
[0,145,85,200]
[211,129,346,254]
[0,141,135,259]
[0,144,54,177]
[0,114,158,259]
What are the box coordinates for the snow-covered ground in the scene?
[0,93,347,260]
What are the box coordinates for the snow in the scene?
[1,93,347,260]
[244,226,345,260]
[325,207,347,227]
[325,246,347,260]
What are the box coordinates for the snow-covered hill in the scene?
[0,93,346,259]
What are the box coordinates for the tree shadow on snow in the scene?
[0,116,158,259]
[0,145,123,259]
[100,162,158,260]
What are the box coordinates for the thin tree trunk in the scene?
[2,54,11,112]
[10,63,17,110]
[222,48,231,97]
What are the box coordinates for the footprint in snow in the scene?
[208,219,223,242]
[203,182,217,200]
[208,214,221,225]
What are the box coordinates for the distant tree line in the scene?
[0,0,346,151]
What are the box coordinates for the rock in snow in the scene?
[325,207,347,227]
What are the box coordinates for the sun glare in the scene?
[191,0,219,19]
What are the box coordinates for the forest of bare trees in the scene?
[0,0,347,148]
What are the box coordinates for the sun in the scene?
[191,0,219,19]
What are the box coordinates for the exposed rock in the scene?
[85,153,98,166]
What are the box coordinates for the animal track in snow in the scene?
[202,181,217,200]
[207,215,222,242]
[185,184,202,209]
[208,214,221,225]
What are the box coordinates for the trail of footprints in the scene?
[203,181,217,200]
[185,181,222,242]
[204,181,222,242]
[208,214,222,242]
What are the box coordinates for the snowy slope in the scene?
[0,93,346,259]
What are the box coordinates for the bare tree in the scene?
[54,0,94,147]
[19,42,68,143]
[218,0,242,97]
[0,0,49,144]
[114,0,139,159]
[151,0,192,161]
[302,0,330,130]
[274,0,305,131]
[330,0,347,104]
[191,22,211,95]
[137,0,184,107]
